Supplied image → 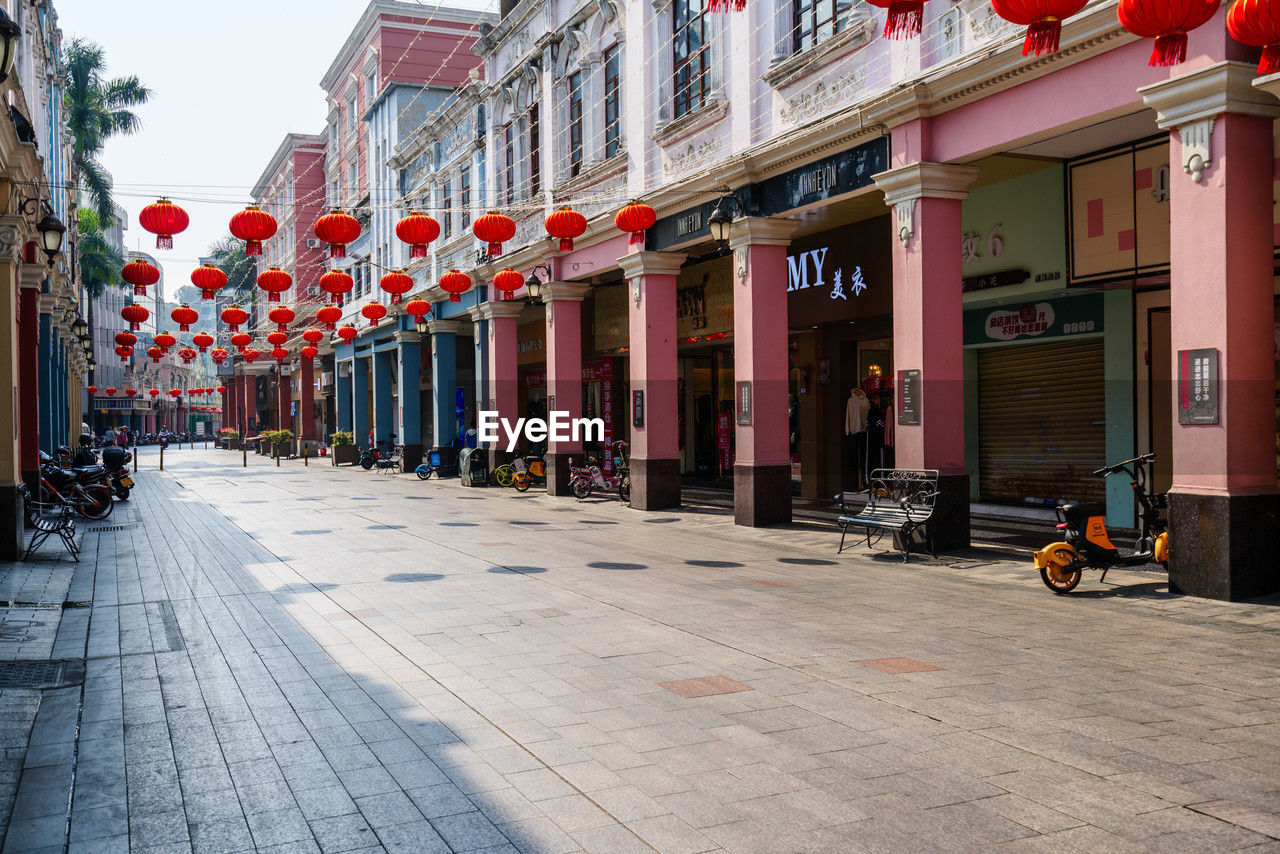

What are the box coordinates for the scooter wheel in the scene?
[360,458,375,471]
[571,479,592,500]
[77,486,114,520]
[513,473,530,492]
[416,468,432,480]
[618,476,631,504]
[114,487,131,501]
[1040,553,1082,594]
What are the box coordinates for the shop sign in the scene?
[518,337,543,354]
[675,211,703,237]
[964,294,1103,346]
[786,247,868,300]
[677,284,706,330]
[898,370,921,426]
[785,215,892,328]
[962,225,1005,265]
[962,269,1029,293]
[632,390,644,428]
[985,303,1055,340]
[1177,348,1219,425]
[736,381,752,426]
[718,410,734,471]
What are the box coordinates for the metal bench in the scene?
[835,469,940,561]
[18,484,79,562]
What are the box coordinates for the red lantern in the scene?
[115,331,137,348]
[122,302,149,331]
[122,258,160,296]
[220,305,248,332]
[105,387,117,397]
[114,346,131,362]
[336,325,358,343]
[545,206,587,252]
[267,331,287,347]
[268,305,295,332]
[242,348,260,363]
[257,267,292,302]
[361,301,387,327]
[319,269,353,304]
[302,329,324,345]
[991,0,1088,54]
[217,386,227,394]
[1117,0,1220,66]
[1228,0,1280,74]
[211,348,229,364]
[615,201,656,245]
[230,332,252,350]
[168,388,182,398]
[138,198,189,249]
[404,298,431,327]
[179,347,197,364]
[300,345,319,359]
[125,388,137,398]
[491,268,524,299]
[316,304,342,331]
[149,389,160,398]
[314,209,361,258]
[439,269,471,303]
[379,270,413,304]
[472,211,516,257]
[155,332,175,350]
[271,347,289,364]
[229,204,277,256]
[171,304,199,332]
[191,264,227,300]
[87,386,98,395]
[193,332,214,352]
[147,346,164,364]
[396,212,441,258]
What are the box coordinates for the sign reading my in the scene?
[787,247,866,301]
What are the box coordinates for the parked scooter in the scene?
[72,434,134,500]
[1033,452,1170,593]
[568,441,631,502]
[38,451,113,519]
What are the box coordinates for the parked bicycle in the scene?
[568,441,630,502]
[495,455,547,492]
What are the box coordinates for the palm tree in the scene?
[76,206,124,299]
[64,39,152,225]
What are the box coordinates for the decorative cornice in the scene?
[1139,61,1280,128]
[551,151,629,202]
[762,15,875,90]
[653,99,729,148]
[540,281,591,302]
[427,319,462,335]
[470,299,526,322]
[618,251,687,279]
[727,217,798,249]
[873,162,980,205]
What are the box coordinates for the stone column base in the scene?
[1169,492,1280,601]
[0,485,23,561]
[545,451,577,496]
[734,464,791,527]
[631,457,681,510]
[401,443,423,472]
[925,473,971,553]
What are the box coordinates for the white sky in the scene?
[54,0,489,299]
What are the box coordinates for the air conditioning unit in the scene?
[306,238,324,249]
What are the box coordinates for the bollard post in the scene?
[133,443,138,473]
[242,442,247,468]
[275,444,280,467]
[304,446,308,467]
[159,443,164,471]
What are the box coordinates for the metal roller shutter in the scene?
[977,339,1106,505]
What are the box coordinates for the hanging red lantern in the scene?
[220,305,248,332]
[242,348,260,363]
[122,258,160,296]
[615,201,656,245]
[472,211,516,257]
[87,385,98,395]
[171,304,199,332]
[302,329,324,346]
[211,349,228,365]
[168,388,182,399]
[105,387,117,397]
[230,332,252,350]
[178,347,197,364]
[300,345,319,360]
[316,304,342,330]
[439,269,471,303]
[336,325,358,343]
[379,270,413,304]
[267,331,287,347]
[192,332,214,352]
[271,347,289,364]
[149,389,160,398]
[147,346,163,364]
[229,204,277,256]
[491,268,524,300]
[314,209,361,258]
[1117,0,1220,66]
[545,206,587,252]
[404,298,431,327]
[864,0,929,37]
[115,330,137,348]
[396,212,441,258]
[268,305,295,332]
[991,0,1088,54]
[1228,0,1280,74]
[122,302,149,331]
[257,266,292,302]
[361,301,388,327]
[190,264,227,300]
[154,332,176,350]
[319,269,354,305]
[138,198,190,249]
[114,346,131,362]
[125,388,137,398]
[217,386,227,394]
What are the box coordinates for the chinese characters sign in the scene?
[1178,348,1219,425]
[963,294,1103,346]
[786,247,868,301]
[898,370,921,426]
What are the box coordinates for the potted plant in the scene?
[330,430,357,465]
[270,429,294,457]
[221,428,240,450]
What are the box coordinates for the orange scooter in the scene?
[1034,453,1170,593]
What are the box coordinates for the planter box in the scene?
[332,445,357,466]
[228,438,240,450]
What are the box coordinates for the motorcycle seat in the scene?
[73,465,106,477]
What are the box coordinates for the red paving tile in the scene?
[659,675,753,698]
[855,657,943,674]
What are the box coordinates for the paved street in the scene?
[1,448,1279,852]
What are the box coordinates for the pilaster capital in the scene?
[618,250,687,280]
[541,281,591,303]
[423,284,448,303]
[0,213,25,264]
[1141,61,1280,129]
[727,217,798,250]
[37,293,56,313]
[393,330,424,344]
[872,162,980,207]
[470,299,527,323]
[428,319,462,335]
[18,261,43,290]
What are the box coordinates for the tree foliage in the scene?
[76,206,124,300]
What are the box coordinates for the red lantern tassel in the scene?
[732,0,745,9]
[391,294,402,304]
[330,244,346,258]
[1260,44,1280,75]
[411,244,427,258]
[325,322,335,330]
[268,293,280,302]
[134,284,146,296]
[246,241,262,256]
[559,238,573,252]
[156,236,173,250]
[630,231,645,245]
[201,289,214,299]
[277,324,287,333]
[488,242,501,257]
[882,2,923,39]
[449,293,461,302]
[1149,32,1187,67]
[1024,19,1061,56]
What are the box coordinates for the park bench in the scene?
[835,468,940,562]
[18,483,79,562]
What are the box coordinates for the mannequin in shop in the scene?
[845,387,870,489]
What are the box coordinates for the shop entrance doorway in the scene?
[679,349,734,481]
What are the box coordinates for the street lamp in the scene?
[0,8,19,85]
[524,263,550,304]
[72,316,87,338]
[37,213,65,264]
[708,195,742,244]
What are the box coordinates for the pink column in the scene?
[541,282,590,494]
[299,354,316,444]
[874,159,979,550]
[620,251,686,510]
[474,300,525,469]
[727,219,797,526]
[1142,63,1280,599]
